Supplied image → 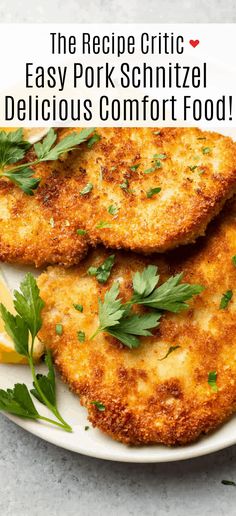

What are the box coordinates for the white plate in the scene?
[1,127,236,463]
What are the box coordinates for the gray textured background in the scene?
[1,2,236,515]
[0,0,235,23]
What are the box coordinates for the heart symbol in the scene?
[189,39,200,48]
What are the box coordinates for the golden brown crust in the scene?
[38,198,236,445]
[0,127,236,266]
[0,157,89,267]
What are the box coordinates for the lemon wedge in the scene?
[0,271,44,364]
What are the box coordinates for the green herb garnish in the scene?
[73,304,83,312]
[80,182,93,196]
[91,265,203,348]
[0,128,94,195]
[144,167,156,174]
[120,179,129,191]
[221,480,236,486]
[55,323,63,335]
[96,221,113,229]
[130,164,140,172]
[77,229,87,236]
[208,371,218,392]
[88,255,115,284]
[131,266,204,312]
[153,153,167,160]
[220,290,233,309]
[147,187,161,198]
[108,204,119,216]
[77,331,85,342]
[91,401,106,411]
[232,256,236,267]
[0,274,71,432]
[202,147,211,154]
[87,132,101,148]
[158,345,181,361]
[106,311,161,349]
[144,153,166,174]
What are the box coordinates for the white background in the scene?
[1,24,236,127]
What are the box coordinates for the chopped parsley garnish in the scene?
[221,480,236,486]
[153,153,167,160]
[158,345,181,361]
[144,167,157,174]
[91,265,204,348]
[188,165,197,171]
[144,153,166,174]
[219,290,233,309]
[96,221,113,229]
[73,304,83,312]
[77,331,85,342]
[0,128,94,195]
[77,229,87,236]
[80,182,93,196]
[55,323,63,336]
[87,132,101,148]
[108,204,119,216]
[87,255,115,284]
[120,179,129,190]
[202,147,212,154]
[208,371,218,392]
[232,255,236,267]
[0,273,71,432]
[90,401,106,411]
[84,426,90,431]
[147,187,161,198]
[130,164,140,172]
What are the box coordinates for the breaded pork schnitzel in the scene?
[0,127,236,266]
[0,157,89,267]
[38,198,236,445]
[57,126,236,253]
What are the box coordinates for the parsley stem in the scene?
[90,327,102,340]
[38,415,72,432]
[2,158,41,175]
[28,338,72,433]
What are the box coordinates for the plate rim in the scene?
[1,127,236,463]
[3,412,236,463]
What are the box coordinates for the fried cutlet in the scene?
[0,128,236,266]
[38,198,236,445]
[0,158,89,267]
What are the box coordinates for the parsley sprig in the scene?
[0,128,94,195]
[0,273,72,432]
[91,265,204,348]
[131,266,204,312]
